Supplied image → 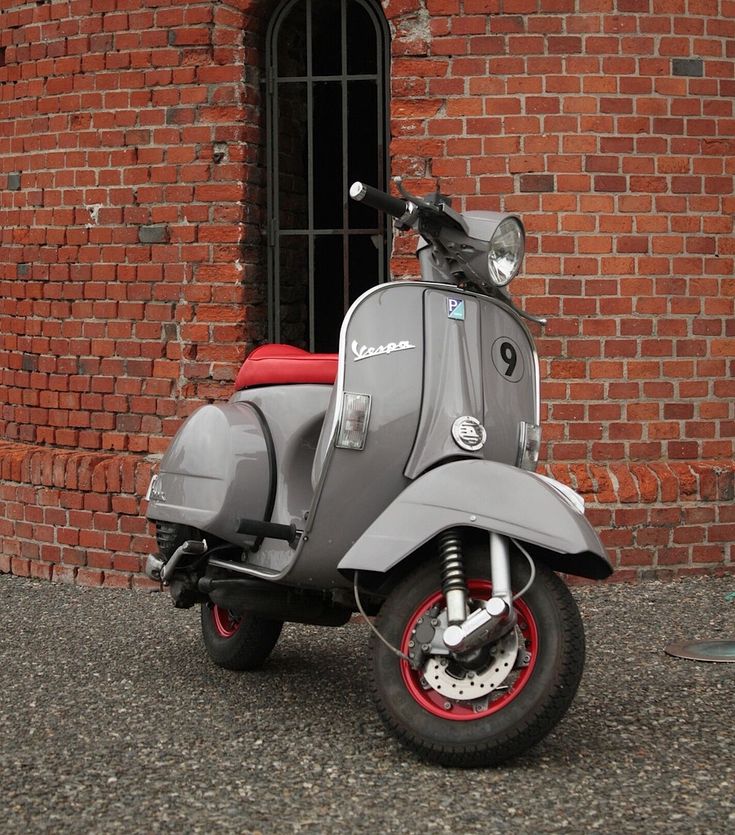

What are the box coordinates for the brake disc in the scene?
[421,629,519,701]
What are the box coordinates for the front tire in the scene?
[370,547,585,767]
[200,603,283,671]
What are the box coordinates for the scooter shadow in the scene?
[156,620,606,767]
[162,620,374,711]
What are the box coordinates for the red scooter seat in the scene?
[234,344,338,391]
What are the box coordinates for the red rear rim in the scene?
[400,579,538,721]
[211,604,242,638]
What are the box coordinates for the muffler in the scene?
[198,576,352,627]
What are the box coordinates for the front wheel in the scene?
[200,602,283,671]
[370,548,585,767]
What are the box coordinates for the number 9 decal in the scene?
[491,336,524,383]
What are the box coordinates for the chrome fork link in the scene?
[439,528,468,624]
[489,532,513,605]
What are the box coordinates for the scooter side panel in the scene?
[233,385,332,572]
[338,459,612,580]
[146,402,272,550]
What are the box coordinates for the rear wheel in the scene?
[370,547,585,767]
[200,602,283,671]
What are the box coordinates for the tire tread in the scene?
[200,604,283,671]
[370,556,585,767]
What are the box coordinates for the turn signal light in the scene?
[517,421,541,471]
[336,392,372,450]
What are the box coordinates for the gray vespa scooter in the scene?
[145,181,612,767]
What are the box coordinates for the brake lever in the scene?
[395,177,467,234]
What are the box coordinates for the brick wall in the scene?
[0,0,266,586]
[1,0,734,587]
[384,0,735,578]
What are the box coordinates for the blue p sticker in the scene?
[447,298,465,320]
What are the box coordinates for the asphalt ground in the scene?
[1,571,734,835]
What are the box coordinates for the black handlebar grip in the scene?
[349,181,408,218]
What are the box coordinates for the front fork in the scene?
[440,528,516,653]
[489,531,513,604]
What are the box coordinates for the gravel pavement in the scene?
[1,571,734,834]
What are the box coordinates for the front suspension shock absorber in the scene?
[439,528,468,624]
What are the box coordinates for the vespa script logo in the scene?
[351,339,416,362]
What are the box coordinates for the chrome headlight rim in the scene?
[487,216,525,287]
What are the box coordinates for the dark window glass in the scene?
[348,234,380,305]
[266,0,389,351]
[276,0,307,77]
[311,0,342,77]
[278,235,309,347]
[313,81,343,230]
[313,235,344,352]
[347,80,379,230]
[347,0,377,75]
[277,82,308,230]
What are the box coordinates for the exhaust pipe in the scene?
[198,577,352,627]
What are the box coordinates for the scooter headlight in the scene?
[487,217,525,287]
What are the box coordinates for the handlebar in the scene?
[349,181,408,219]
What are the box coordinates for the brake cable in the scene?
[353,571,411,663]
[510,539,536,602]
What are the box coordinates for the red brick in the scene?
[30,561,53,581]
[102,571,132,589]
[76,568,104,587]
[123,567,159,591]
[2,1,734,584]
[52,565,77,584]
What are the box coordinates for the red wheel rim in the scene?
[211,604,242,638]
[400,579,538,721]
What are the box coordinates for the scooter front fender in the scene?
[338,460,612,580]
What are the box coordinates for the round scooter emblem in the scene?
[451,416,487,451]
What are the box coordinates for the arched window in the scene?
[265,0,390,352]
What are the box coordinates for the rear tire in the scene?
[370,547,585,767]
[200,603,283,671]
